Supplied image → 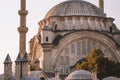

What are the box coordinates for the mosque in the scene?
[1,0,120,80]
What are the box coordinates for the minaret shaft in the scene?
[99,0,104,13]
[21,0,26,10]
[18,0,28,58]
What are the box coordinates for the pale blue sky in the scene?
[0,0,120,74]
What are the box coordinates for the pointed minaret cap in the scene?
[22,52,31,62]
[15,53,22,62]
[15,52,31,63]
[4,54,12,64]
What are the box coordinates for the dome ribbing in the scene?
[45,0,105,19]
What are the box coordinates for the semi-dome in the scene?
[45,0,105,19]
[66,70,92,80]
[102,76,120,80]
[22,76,40,80]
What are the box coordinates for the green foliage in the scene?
[80,61,90,70]
[75,63,81,70]
[87,48,104,70]
[76,48,120,80]
[96,57,120,79]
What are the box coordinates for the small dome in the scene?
[45,0,105,19]
[102,76,120,80]
[22,76,40,80]
[49,77,55,80]
[66,70,92,80]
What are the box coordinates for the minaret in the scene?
[22,52,31,78]
[15,53,30,80]
[15,53,22,80]
[15,0,30,80]
[99,0,104,13]
[4,54,12,80]
[18,0,28,58]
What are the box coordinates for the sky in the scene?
[0,0,120,74]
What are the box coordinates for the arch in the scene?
[52,34,62,45]
[110,26,113,33]
[38,71,48,80]
[46,37,48,42]
[54,24,57,31]
[53,31,119,67]
[40,77,45,80]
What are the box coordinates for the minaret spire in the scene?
[99,0,104,13]
[4,54,12,80]
[18,0,28,58]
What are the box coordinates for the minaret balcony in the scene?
[18,10,28,15]
[18,27,28,33]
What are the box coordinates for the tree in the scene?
[76,48,120,80]
[96,57,109,79]
[80,61,90,70]
[87,48,104,70]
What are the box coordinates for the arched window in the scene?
[54,24,57,31]
[71,44,75,54]
[65,48,69,55]
[38,35,41,43]
[46,37,48,42]
[110,26,113,33]
[60,56,64,65]
[40,77,45,80]
[82,41,86,55]
[77,42,81,55]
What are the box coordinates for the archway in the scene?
[40,77,45,80]
[53,31,119,75]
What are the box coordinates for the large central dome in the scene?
[45,0,105,19]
